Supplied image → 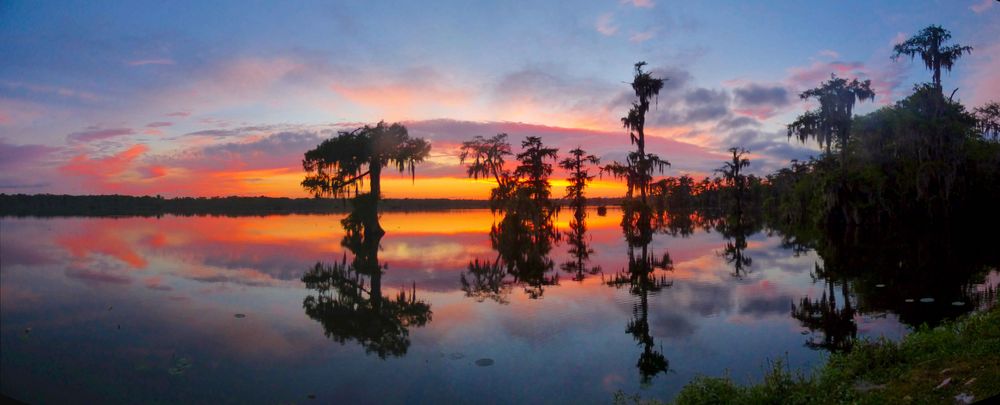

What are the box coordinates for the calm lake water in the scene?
[2,208,996,404]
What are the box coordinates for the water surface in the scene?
[1,209,996,403]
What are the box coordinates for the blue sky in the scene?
[1,0,997,197]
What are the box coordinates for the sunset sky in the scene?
[1,1,998,199]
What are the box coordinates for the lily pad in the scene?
[920,298,935,303]
[951,301,965,306]
[474,358,494,367]
[875,284,885,288]
[448,352,465,360]
[904,299,915,303]
[168,357,193,375]
[234,313,246,318]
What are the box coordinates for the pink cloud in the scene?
[146,121,173,127]
[596,13,618,36]
[166,111,191,117]
[60,144,148,178]
[970,0,994,14]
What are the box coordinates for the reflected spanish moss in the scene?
[461,196,560,302]
[606,203,673,384]
[301,194,432,358]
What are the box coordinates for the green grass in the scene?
[616,306,1000,404]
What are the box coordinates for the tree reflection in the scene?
[458,134,562,302]
[461,257,513,304]
[561,205,601,282]
[782,221,999,353]
[461,196,560,302]
[606,203,673,384]
[301,194,432,358]
[717,211,758,279]
[791,264,857,353]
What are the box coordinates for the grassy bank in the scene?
[617,305,999,404]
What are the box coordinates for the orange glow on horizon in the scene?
[165,173,631,200]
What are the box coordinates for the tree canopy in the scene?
[787,74,875,156]
[302,121,430,200]
[514,136,559,204]
[892,25,973,90]
[559,147,600,204]
[974,101,1000,141]
[604,62,670,202]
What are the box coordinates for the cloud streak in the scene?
[67,127,136,143]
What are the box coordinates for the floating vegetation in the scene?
[952,301,965,306]
[875,284,886,288]
[168,357,193,376]
[448,352,465,360]
[905,299,915,303]
[474,358,494,367]
[234,313,246,318]
[920,298,935,303]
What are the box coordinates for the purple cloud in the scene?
[733,84,791,107]
[0,139,59,170]
[67,127,136,142]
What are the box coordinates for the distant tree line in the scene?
[0,194,500,217]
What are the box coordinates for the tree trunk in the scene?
[369,158,384,234]
[933,60,941,90]
[638,126,648,205]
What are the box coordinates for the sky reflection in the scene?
[1,209,994,403]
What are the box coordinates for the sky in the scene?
[1,0,998,199]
